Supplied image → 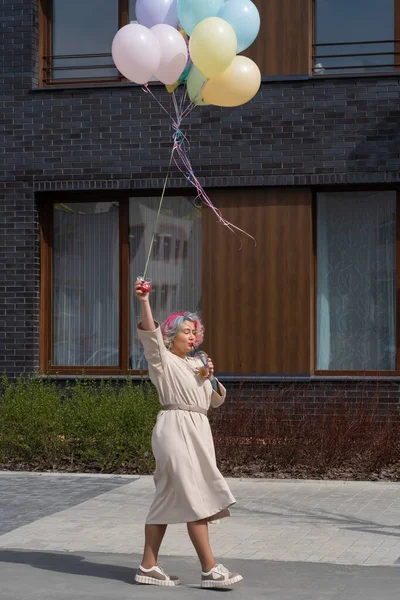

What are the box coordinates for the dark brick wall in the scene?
[0,1,40,377]
[17,76,400,192]
[0,184,40,377]
[219,380,400,425]
[1,0,400,377]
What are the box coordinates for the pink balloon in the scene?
[150,24,188,85]
[136,0,179,28]
[111,24,161,85]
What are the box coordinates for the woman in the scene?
[134,280,243,589]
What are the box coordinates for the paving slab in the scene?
[1,473,400,599]
[2,475,400,567]
[0,472,136,535]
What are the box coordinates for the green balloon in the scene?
[187,65,209,106]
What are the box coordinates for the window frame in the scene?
[39,191,199,375]
[38,0,130,87]
[312,0,400,76]
[313,186,400,376]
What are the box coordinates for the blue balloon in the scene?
[177,0,225,36]
[217,0,260,53]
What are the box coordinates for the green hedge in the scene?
[3,376,399,480]
[0,376,160,473]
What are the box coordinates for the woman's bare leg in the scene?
[141,524,168,568]
[187,519,216,572]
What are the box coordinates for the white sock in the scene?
[139,565,157,572]
[202,565,217,575]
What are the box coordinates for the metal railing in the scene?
[43,41,400,83]
[42,52,121,84]
[312,39,399,74]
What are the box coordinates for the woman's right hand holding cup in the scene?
[135,277,151,302]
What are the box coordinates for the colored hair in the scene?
[161,312,204,348]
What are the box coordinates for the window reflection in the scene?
[129,196,202,370]
[314,0,395,74]
[52,0,118,80]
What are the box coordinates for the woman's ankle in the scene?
[201,562,216,574]
[140,556,158,570]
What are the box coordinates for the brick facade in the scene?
[1,0,400,386]
[18,76,400,192]
[222,379,400,420]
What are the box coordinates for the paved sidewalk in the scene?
[1,472,400,599]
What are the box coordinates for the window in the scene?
[129,196,201,370]
[40,193,201,374]
[316,191,397,371]
[39,0,136,85]
[314,0,397,74]
[52,201,120,367]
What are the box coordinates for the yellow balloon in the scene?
[187,65,209,106]
[189,17,237,79]
[203,56,261,107]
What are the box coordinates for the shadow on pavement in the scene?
[0,549,135,585]
[0,550,236,593]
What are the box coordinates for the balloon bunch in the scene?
[111,0,260,244]
[112,0,261,107]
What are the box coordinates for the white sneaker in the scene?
[201,563,243,588]
[135,564,180,586]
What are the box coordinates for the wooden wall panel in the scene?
[244,0,313,76]
[39,198,52,373]
[39,0,51,87]
[202,188,313,375]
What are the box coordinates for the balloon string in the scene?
[142,84,176,123]
[172,88,256,246]
[141,82,256,253]
[140,87,188,280]
[142,144,176,279]
[174,143,257,246]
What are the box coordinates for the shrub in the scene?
[1,377,399,480]
[209,383,400,480]
[0,376,159,473]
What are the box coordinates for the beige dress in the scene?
[138,323,236,524]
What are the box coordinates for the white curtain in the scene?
[129,196,202,369]
[317,191,396,370]
[52,202,119,366]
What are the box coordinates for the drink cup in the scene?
[195,350,209,377]
[137,276,152,293]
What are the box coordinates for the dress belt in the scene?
[162,404,208,416]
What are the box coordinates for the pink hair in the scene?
[161,312,204,348]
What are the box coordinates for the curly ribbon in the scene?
[141,83,256,259]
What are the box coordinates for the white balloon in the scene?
[111,24,161,84]
[150,24,188,85]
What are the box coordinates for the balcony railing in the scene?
[43,41,400,83]
[42,52,121,84]
[313,39,400,75]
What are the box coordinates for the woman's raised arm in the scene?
[135,280,156,331]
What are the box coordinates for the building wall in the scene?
[4,77,400,192]
[1,0,400,380]
[203,187,313,375]
[219,379,400,423]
